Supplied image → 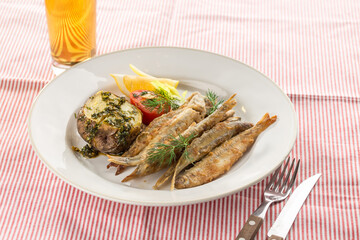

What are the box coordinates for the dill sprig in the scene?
[206,90,225,115]
[142,98,169,113]
[147,133,197,166]
[142,88,180,113]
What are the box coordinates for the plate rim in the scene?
[28,46,298,206]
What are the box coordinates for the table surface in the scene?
[1,0,359,239]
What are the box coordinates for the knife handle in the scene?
[235,215,263,240]
[267,235,284,240]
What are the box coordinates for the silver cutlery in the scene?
[267,173,321,240]
[235,157,300,240]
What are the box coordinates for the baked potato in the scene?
[76,91,142,155]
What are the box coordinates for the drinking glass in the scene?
[45,0,96,71]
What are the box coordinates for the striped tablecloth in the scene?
[1,0,359,239]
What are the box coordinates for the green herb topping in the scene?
[142,89,180,113]
[206,90,224,115]
[147,133,197,166]
[72,144,100,158]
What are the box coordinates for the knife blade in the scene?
[267,173,321,240]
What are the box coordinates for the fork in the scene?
[235,157,300,240]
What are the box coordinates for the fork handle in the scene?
[235,215,263,240]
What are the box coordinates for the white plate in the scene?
[28,47,297,206]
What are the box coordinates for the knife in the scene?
[267,173,321,240]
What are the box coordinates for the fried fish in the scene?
[119,94,239,182]
[153,117,253,189]
[175,113,277,189]
[107,93,207,167]
[120,108,203,182]
[107,92,203,174]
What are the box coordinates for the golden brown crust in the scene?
[154,118,253,190]
[175,113,277,189]
[122,108,203,182]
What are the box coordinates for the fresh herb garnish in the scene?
[142,89,180,113]
[206,90,224,115]
[147,133,197,166]
[72,144,100,158]
[142,98,170,113]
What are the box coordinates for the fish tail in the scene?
[153,164,176,190]
[256,113,277,129]
[122,164,147,182]
[106,162,118,168]
[227,93,237,101]
[115,165,126,175]
[122,170,137,182]
[107,162,127,175]
[240,113,276,138]
[107,154,143,166]
[223,94,237,106]
[170,162,182,190]
[123,160,166,182]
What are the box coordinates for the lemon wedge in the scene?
[110,74,179,97]
[129,64,154,78]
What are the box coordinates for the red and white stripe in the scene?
[1,0,359,239]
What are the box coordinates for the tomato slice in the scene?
[129,90,170,125]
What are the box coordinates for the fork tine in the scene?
[282,159,300,193]
[279,158,296,192]
[266,165,282,190]
[288,159,300,190]
[273,157,291,191]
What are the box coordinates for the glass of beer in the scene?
[45,0,96,69]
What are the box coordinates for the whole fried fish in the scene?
[107,93,207,167]
[153,117,253,190]
[175,113,277,189]
[107,92,202,174]
[122,109,179,157]
[120,108,202,182]
[124,91,202,157]
[179,94,237,140]
[119,94,238,182]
